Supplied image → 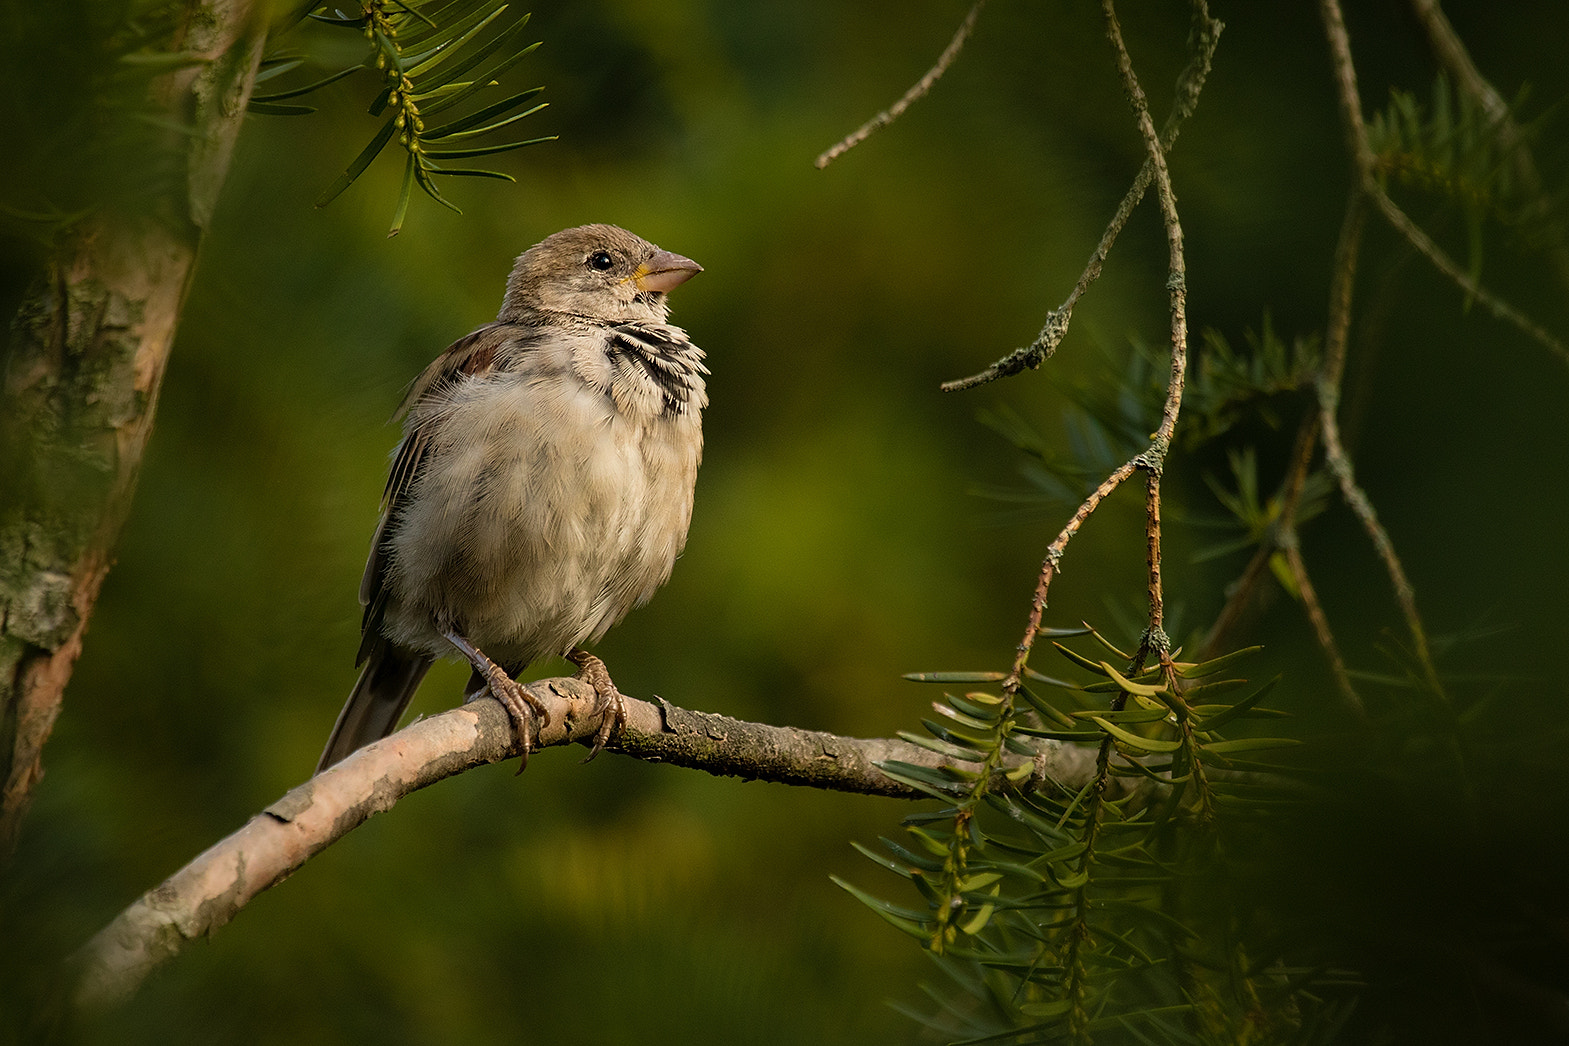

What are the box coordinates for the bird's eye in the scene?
[588,251,615,271]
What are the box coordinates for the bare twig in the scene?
[943,0,1220,393]
[1297,191,1371,714]
[70,680,1094,1010]
[1000,0,1196,689]
[1319,0,1569,369]
[1103,0,1190,661]
[1281,533,1362,713]
[1007,461,1141,688]
[1408,0,1569,292]
[814,1,986,170]
[1366,184,1569,366]
[1318,0,1448,695]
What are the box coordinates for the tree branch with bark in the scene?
[70,681,1096,1010]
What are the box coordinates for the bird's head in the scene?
[499,224,702,325]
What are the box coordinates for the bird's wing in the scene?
[355,322,526,664]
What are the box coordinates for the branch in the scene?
[1317,0,1569,369]
[1408,0,1569,293]
[1000,0,1199,687]
[70,679,1095,1010]
[814,1,986,170]
[1317,0,1449,695]
[942,0,1220,393]
[1103,0,1190,665]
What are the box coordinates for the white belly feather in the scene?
[382,361,701,665]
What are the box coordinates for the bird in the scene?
[316,224,706,773]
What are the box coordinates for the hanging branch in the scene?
[1407,0,1569,293]
[1318,0,1568,369]
[814,1,986,170]
[1316,0,1451,695]
[941,1,1220,394]
[1102,0,1190,665]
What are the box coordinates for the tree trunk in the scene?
[0,0,268,857]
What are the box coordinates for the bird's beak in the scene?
[633,250,703,293]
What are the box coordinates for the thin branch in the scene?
[1280,532,1363,714]
[1316,373,1441,693]
[1006,461,1140,688]
[1298,191,1369,715]
[997,0,1199,688]
[814,1,985,170]
[942,0,1220,393]
[1102,0,1190,664]
[1318,0,1569,368]
[1317,0,1448,695]
[70,680,1095,1010]
[1366,183,1569,366]
[1408,0,1569,292]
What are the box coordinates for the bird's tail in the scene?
[317,639,433,773]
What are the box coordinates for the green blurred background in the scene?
[5,1,1569,1042]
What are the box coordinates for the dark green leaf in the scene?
[902,671,1008,684]
[308,11,366,27]
[251,65,363,102]
[413,162,463,213]
[1023,668,1081,690]
[387,150,417,236]
[422,86,544,138]
[1070,706,1168,725]
[247,100,317,116]
[1090,716,1182,753]
[417,38,542,115]
[1175,645,1262,678]
[402,5,506,79]
[253,58,304,83]
[1053,641,1109,675]
[849,840,917,880]
[1193,676,1280,731]
[368,85,395,116]
[830,876,931,940]
[897,730,979,762]
[422,166,515,180]
[875,836,944,874]
[1202,736,1300,755]
[316,114,399,207]
[373,29,404,74]
[423,135,558,159]
[416,15,536,93]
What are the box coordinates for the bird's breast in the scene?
[384,363,703,660]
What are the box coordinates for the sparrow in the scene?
[316,224,706,773]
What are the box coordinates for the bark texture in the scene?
[0,0,268,856]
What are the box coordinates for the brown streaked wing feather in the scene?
[356,323,521,662]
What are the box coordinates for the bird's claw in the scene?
[567,649,627,761]
[484,667,551,773]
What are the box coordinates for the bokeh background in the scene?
[6,1,1569,1042]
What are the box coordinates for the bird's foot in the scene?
[567,649,626,760]
[443,628,551,770]
[489,673,554,773]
